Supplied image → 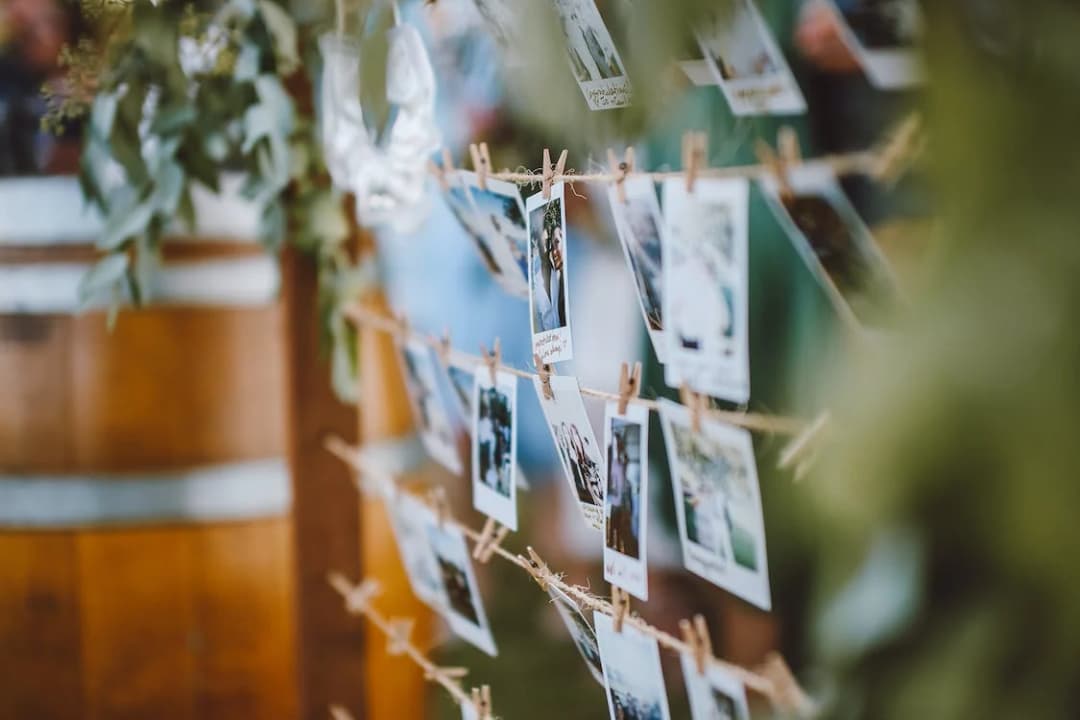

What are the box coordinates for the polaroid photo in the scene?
[398,338,463,475]
[695,0,806,116]
[825,0,923,89]
[594,611,672,720]
[383,484,447,610]
[547,584,606,686]
[553,0,632,110]
[425,519,498,656]
[608,176,667,364]
[758,161,898,327]
[527,181,574,364]
[471,369,518,530]
[602,400,650,601]
[533,374,605,531]
[681,654,751,720]
[659,399,771,610]
[444,173,523,297]
[461,171,530,297]
[662,177,751,404]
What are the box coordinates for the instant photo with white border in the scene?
[383,483,446,610]
[594,611,672,720]
[553,0,632,110]
[758,160,897,328]
[681,653,751,720]
[662,177,751,404]
[460,171,531,297]
[608,176,667,364]
[824,0,923,89]
[471,369,518,530]
[398,337,464,475]
[659,399,771,611]
[527,181,574,364]
[426,519,498,657]
[533,374,605,531]
[548,584,606,686]
[696,0,806,116]
[443,172,511,285]
[602,400,650,601]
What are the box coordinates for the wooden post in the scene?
[282,245,365,718]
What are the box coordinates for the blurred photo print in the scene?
[426,520,498,656]
[553,0,632,110]
[384,484,446,609]
[547,584,606,686]
[696,0,806,116]
[462,171,531,295]
[662,177,751,404]
[659,400,771,611]
[472,0,523,61]
[680,654,750,720]
[594,612,672,720]
[823,0,923,89]
[533,374,606,530]
[602,401,650,601]
[398,338,463,475]
[608,176,667,363]
[471,369,518,530]
[759,161,898,327]
[527,181,574,363]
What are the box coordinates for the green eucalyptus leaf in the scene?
[89,92,119,141]
[233,43,261,81]
[78,253,130,306]
[150,104,197,135]
[100,199,155,251]
[254,74,294,133]
[257,0,299,75]
[151,162,185,216]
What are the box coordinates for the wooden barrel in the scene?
[0,177,298,719]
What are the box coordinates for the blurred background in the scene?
[2,1,1079,719]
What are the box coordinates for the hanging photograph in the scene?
[681,653,751,720]
[553,0,632,110]
[662,177,751,404]
[383,484,446,610]
[608,176,667,364]
[527,181,574,364]
[758,161,898,328]
[443,176,511,286]
[533,374,606,531]
[398,338,463,475]
[696,0,807,116]
[425,519,498,656]
[602,401,650,601]
[547,584,606,686]
[461,171,531,297]
[824,0,923,89]
[659,400,771,611]
[471,369,519,530]
[594,611,672,720]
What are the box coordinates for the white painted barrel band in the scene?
[0,458,291,529]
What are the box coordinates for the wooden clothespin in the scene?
[327,573,382,615]
[470,685,493,720]
[679,614,714,675]
[436,328,453,367]
[431,147,455,190]
[425,666,469,682]
[469,142,492,191]
[611,586,631,633]
[758,651,817,717]
[480,339,501,385]
[682,131,708,193]
[606,146,635,203]
[777,410,830,477]
[427,485,452,526]
[542,147,568,200]
[523,546,551,591]
[534,353,554,400]
[756,126,801,200]
[873,113,923,185]
[386,617,415,656]
[616,361,642,415]
[679,384,706,433]
[471,517,510,564]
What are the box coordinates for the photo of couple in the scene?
[472,370,518,530]
[398,339,462,475]
[603,401,650,601]
[527,183,574,363]
[553,421,604,507]
[609,177,666,362]
[553,0,632,110]
[425,521,497,656]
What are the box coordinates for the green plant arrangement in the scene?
[48,0,367,399]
